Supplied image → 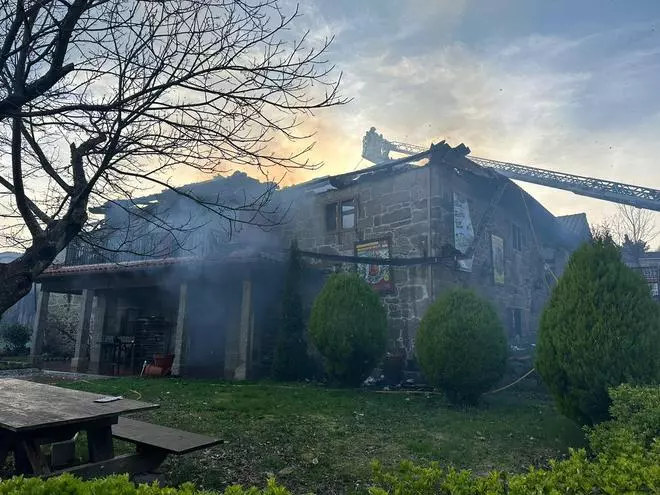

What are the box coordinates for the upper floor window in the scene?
[325,199,356,231]
[512,223,525,251]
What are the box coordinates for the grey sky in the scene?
[266,0,660,231]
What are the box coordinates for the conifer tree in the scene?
[272,242,309,381]
[536,234,660,425]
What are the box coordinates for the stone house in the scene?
[29,143,589,377]
[622,240,660,300]
[276,142,590,352]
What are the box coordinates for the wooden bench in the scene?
[112,417,221,455]
[51,417,221,478]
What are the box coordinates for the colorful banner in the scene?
[356,239,393,292]
[453,192,474,272]
[492,234,505,284]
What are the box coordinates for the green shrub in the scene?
[309,272,387,386]
[588,384,660,456]
[272,242,309,381]
[415,288,507,404]
[0,323,31,356]
[0,474,292,494]
[368,444,660,494]
[536,235,660,425]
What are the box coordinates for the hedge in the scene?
[3,447,659,495]
[0,475,291,494]
[368,445,660,494]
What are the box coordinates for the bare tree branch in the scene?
[609,204,658,248]
[0,0,346,315]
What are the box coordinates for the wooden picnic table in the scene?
[0,378,158,476]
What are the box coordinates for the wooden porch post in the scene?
[171,283,188,376]
[234,279,252,381]
[29,287,50,367]
[88,294,108,374]
[71,289,94,372]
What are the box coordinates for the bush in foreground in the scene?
[309,272,387,386]
[588,384,660,456]
[368,446,660,494]
[272,243,309,381]
[536,235,660,425]
[416,288,507,404]
[0,474,291,494]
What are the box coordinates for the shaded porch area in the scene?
[32,256,285,379]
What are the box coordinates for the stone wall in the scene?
[280,159,573,354]
[44,292,81,357]
[428,163,556,347]
[280,167,433,350]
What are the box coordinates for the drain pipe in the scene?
[427,164,434,302]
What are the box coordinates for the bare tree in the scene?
[0,0,346,314]
[610,204,658,249]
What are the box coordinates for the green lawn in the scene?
[45,378,584,494]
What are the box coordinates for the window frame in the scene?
[340,199,356,230]
[512,223,525,251]
[325,202,338,232]
[325,198,357,232]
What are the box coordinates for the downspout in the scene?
[427,164,434,302]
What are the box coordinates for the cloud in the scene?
[162,2,660,237]
[254,20,660,230]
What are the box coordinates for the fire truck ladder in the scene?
[361,128,660,212]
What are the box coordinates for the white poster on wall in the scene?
[453,192,474,272]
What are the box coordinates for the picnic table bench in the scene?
[0,378,219,479]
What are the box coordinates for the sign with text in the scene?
[356,239,394,292]
[453,192,474,272]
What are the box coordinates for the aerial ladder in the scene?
[361,127,660,212]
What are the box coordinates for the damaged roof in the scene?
[39,244,285,279]
[283,142,588,250]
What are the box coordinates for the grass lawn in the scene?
[44,377,585,494]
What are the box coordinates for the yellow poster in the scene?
[356,239,393,292]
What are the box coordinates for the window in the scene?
[510,308,523,338]
[325,199,356,231]
[341,200,355,229]
[512,224,525,251]
[325,203,338,231]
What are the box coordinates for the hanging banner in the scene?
[492,234,505,284]
[453,192,474,272]
[356,239,394,292]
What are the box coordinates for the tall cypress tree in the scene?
[272,241,309,381]
[536,233,660,425]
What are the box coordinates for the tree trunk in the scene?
[0,205,87,316]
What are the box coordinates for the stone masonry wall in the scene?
[280,167,433,350]
[280,160,570,353]
[428,163,554,347]
[44,293,81,357]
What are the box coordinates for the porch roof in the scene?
[39,248,285,279]
[36,249,285,294]
[40,256,200,277]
